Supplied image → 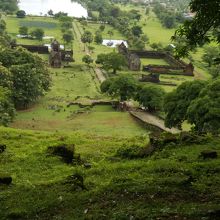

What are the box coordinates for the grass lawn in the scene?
[5,15,62,45]
[141,58,169,66]
[0,127,219,219]
[11,64,147,136]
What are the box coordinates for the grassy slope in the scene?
[0,127,219,219]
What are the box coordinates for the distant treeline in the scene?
[0,0,18,13]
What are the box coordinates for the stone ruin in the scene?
[118,42,195,76]
[49,40,62,68]
[118,42,141,71]
[140,73,160,83]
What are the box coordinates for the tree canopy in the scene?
[96,52,127,74]
[135,85,165,112]
[164,80,206,129]
[173,0,220,57]
[100,75,137,101]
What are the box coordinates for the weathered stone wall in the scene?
[17,44,49,54]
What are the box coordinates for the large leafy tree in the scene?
[101,75,137,101]
[173,0,220,57]
[164,80,206,129]
[96,52,127,74]
[81,31,93,50]
[0,65,13,89]
[0,47,51,109]
[135,85,165,112]
[0,86,15,126]
[187,79,220,134]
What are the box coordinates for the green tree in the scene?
[31,28,44,41]
[162,15,176,29]
[99,24,105,32]
[0,47,51,109]
[81,31,93,51]
[0,86,15,126]
[187,79,220,134]
[48,9,54,16]
[96,52,127,74]
[94,32,103,44]
[202,46,220,67]
[82,55,93,66]
[61,21,73,30]
[100,75,137,101]
[19,26,28,36]
[164,80,206,129]
[62,31,74,46]
[0,19,6,34]
[173,0,220,57]
[10,64,46,109]
[0,65,12,89]
[107,30,114,40]
[135,85,165,112]
[16,10,26,18]
[131,25,143,37]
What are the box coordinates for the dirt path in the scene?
[94,67,106,83]
[73,20,106,83]
[130,111,180,134]
[73,20,89,54]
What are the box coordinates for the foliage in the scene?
[202,46,220,67]
[173,0,220,57]
[99,24,105,32]
[62,31,74,45]
[96,52,127,74]
[0,19,6,34]
[82,55,93,66]
[135,85,165,112]
[94,32,103,44]
[61,21,73,30]
[131,25,143,37]
[19,26,28,36]
[100,75,137,101]
[187,79,220,134]
[81,31,93,44]
[0,0,18,13]
[0,86,15,126]
[0,47,51,109]
[0,65,12,89]
[16,10,26,18]
[30,28,44,41]
[164,80,206,129]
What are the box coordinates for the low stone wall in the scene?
[17,44,49,54]
[130,50,166,59]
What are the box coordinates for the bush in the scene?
[116,144,146,159]
[16,10,26,18]
[48,144,80,164]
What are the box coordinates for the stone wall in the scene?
[17,44,49,54]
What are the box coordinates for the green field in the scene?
[0,127,219,219]
[5,16,62,45]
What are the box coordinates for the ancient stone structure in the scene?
[140,73,160,83]
[119,45,195,76]
[49,40,62,68]
[118,42,141,71]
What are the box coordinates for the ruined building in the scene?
[49,40,62,68]
[118,42,141,71]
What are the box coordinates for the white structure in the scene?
[102,40,128,48]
